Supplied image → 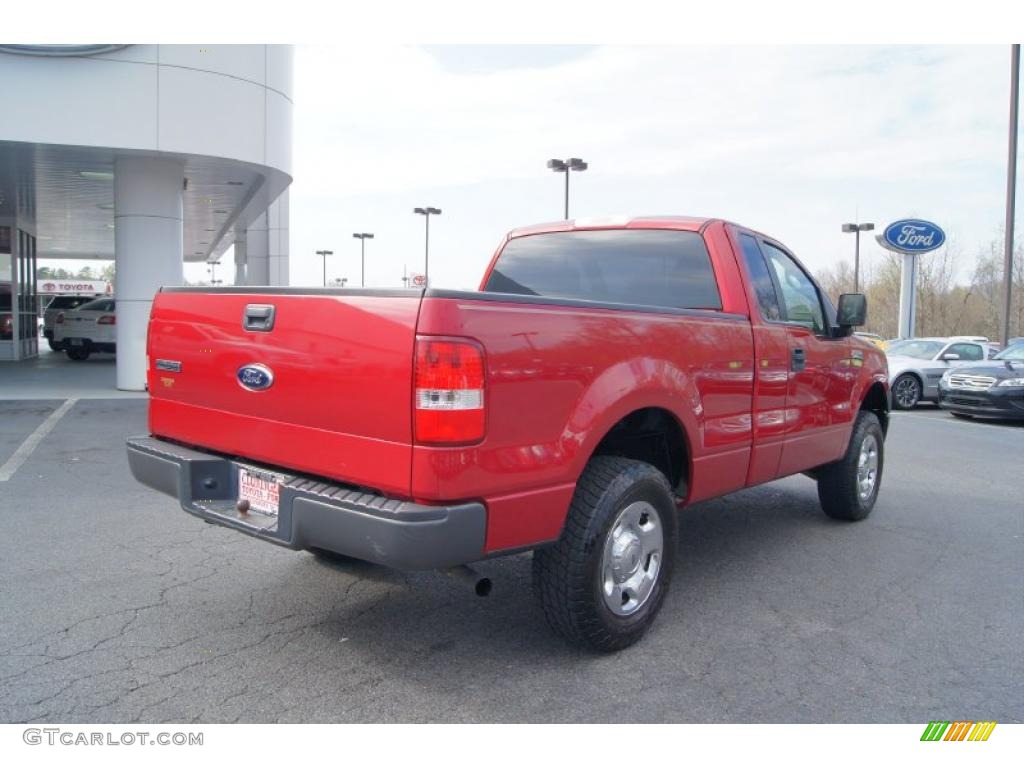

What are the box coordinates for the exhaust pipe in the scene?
[443,565,492,597]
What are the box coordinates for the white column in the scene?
[114,156,184,391]
[233,238,247,285]
[897,252,917,339]
[245,212,269,286]
[268,190,290,286]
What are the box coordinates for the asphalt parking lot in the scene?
[0,390,1021,723]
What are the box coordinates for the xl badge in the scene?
[237,364,275,391]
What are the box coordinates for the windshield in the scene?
[886,339,944,359]
[994,343,1024,361]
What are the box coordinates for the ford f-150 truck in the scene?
[127,216,889,651]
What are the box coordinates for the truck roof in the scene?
[508,215,715,239]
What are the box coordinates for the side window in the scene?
[761,242,826,334]
[947,343,983,361]
[738,234,781,321]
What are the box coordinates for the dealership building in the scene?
[0,44,293,389]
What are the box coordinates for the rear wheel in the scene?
[950,412,973,420]
[66,347,90,361]
[892,374,921,409]
[817,411,884,521]
[532,456,677,652]
[47,339,62,351]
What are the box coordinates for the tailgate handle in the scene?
[243,304,276,332]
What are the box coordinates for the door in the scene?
[759,241,854,477]
[735,232,791,485]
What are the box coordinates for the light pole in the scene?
[207,261,222,286]
[315,249,333,287]
[1001,44,1019,347]
[841,222,874,293]
[352,233,374,287]
[547,157,588,219]
[413,207,441,285]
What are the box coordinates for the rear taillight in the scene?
[414,337,486,444]
[97,315,116,325]
[56,312,65,324]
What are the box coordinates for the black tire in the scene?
[47,339,62,351]
[532,456,678,652]
[66,347,90,361]
[950,412,973,420]
[891,374,921,409]
[817,411,885,521]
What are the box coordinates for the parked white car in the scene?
[53,297,116,360]
[42,294,103,351]
[886,337,997,409]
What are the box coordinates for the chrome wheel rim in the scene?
[600,501,663,617]
[857,434,879,501]
[894,377,919,408]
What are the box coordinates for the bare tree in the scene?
[814,229,1022,340]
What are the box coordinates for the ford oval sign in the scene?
[237,364,274,391]
[882,219,945,254]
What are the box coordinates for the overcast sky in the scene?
[283,44,1021,290]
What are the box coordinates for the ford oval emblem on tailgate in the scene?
[237,364,275,391]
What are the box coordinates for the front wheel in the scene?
[817,411,885,521]
[532,456,678,652]
[892,374,921,409]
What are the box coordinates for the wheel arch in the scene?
[859,379,891,435]
[584,406,692,497]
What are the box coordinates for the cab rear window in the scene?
[484,229,722,311]
[79,299,114,312]
[49,296,93,310]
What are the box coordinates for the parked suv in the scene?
[43,294,101,351]
[53,297,116,360]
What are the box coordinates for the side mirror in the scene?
[837,293,867,328]
[940,352,960,361]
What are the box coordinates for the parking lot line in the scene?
[0,398,78,482]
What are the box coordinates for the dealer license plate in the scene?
[70,338,83,346]
[238,467,282,516]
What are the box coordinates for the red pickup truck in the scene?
[128,216,889,651]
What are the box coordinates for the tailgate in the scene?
[147,288,423,497]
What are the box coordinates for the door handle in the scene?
[243,304,276,332]
[791,348,806,372]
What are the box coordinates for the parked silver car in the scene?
[887,337,996,409]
